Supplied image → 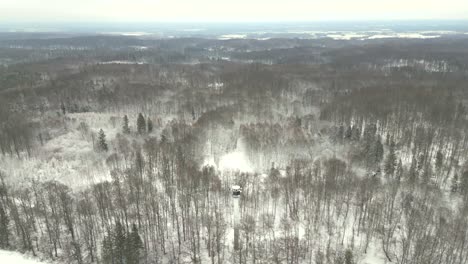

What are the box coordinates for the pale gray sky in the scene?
[2,0,468,22]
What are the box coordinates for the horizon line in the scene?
[3,18,468,24]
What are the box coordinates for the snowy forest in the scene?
[1,31,468,264]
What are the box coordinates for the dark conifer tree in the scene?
[435,151,444,172]
[123,115,130,134]
[460,170,468,197]
[374,137,384,164]
[384,140,397,176]
[137,113,146,135]
[335,254,344,264]
[396,159,404,182]
[147,118,153,133]
[351,126,361,141]
[451,174,459,193]
[114,222,127,264]
[126,224,143,264]
[315,250,324,264]
[60,102,66,115]
[408,158,418,184]
[345,249,354,264]
[0,205,9,249]
[336,125,345,143]
[344,126,352,140]
[98,129,108,152]
[363,123,376,143]
[101,232,114,264]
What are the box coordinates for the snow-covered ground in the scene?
[0,250,46,264]
[216,30,463,40]
[360,242,387,264]
[218,34,247,40]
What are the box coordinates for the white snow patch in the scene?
[130,46,148,50]
[0,250,47,264]
[43,130,93,158]
[368,33,440,39]
[218,34,247,40]
[327,33,367,40]
[202,156,217,168]
[382,59,452,72]
[359,241,386,264]
[218,137,253,172]
[219,151,252,172]
[419,30,457,35]
[208,82,224,89]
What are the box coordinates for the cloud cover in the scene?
[2,0,468,22]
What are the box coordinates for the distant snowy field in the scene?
[217,30,459,40]
[107,30,461,40]
[0,250,46,264]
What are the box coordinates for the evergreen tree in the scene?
[408,157,418,184]
[460,170,468,197]
[363,123,376,143]
[417,153,425,173]
[114,222,127,264]
[396,159,404,182]
[374,137,384,164]
[315,250,324,264]
[366,137,383,166]
[161,134,167,143]
[363,136,374,167]
[137,113,146,135]
[191,106,196,121]
[123,115,130,134]
[147,118,153,133]
[135,151,144,177]
[101,232,114,264]
[351,126,360,141]
[451,174,459,193]
[345,249,354,264]
[384,140,397,176]
[421,163,433,184]
[98,129,108,152]
[336,125,345,143]
[60,102,66,115]
[435,151,444,172]
[335,253,344,264]
[344,126,352,140]
[126,224,143,264]
[0,205,9,249]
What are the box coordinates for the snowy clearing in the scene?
[0,250,46,264]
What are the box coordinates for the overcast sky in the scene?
[2,0,468,22]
